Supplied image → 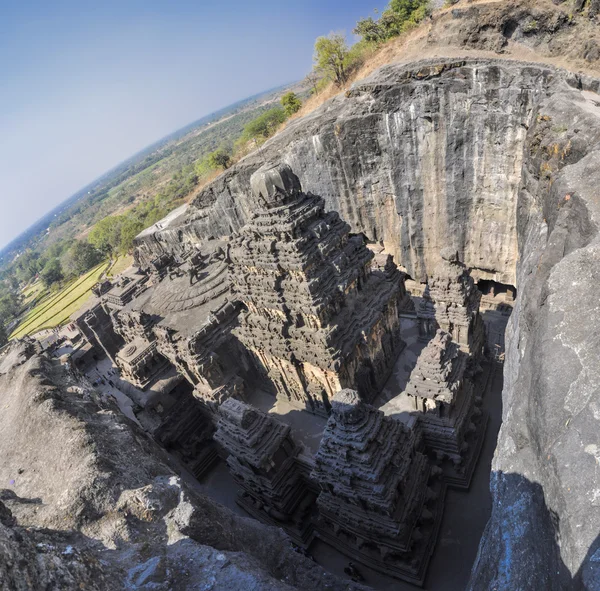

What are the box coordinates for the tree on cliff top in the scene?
[354,0,431,43]
[207,148,232,170]
[281,92,302,117]
[313,33,350,87]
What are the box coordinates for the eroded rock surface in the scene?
[469,66,600,591]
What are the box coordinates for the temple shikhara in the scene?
[229,164,408,416]
[312,389,444,585]
[418,248,487,366]
[66,162,500,587]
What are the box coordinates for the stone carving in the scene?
[416,285,437,341]
[115,337,170,389]
[405,329,487,488]
[214,398,316,546]
[425,249,486,365]
[311,390,445,585]
[102,268,149,311]
[112,243,247,410]
[229,163,407,415]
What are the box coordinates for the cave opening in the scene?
[477,279,517,314]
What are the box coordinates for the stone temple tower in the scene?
[405,329,487,488]
[214,398,315,546]
[311,389,445,586]
[421,248,486,362]
[229,163,407,416]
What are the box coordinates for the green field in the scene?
[107,254,133,278]
[21,281,46,307]
[10,261,110,339]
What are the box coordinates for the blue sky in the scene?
[0,0,385,249]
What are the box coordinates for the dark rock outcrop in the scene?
[469,67,600,591]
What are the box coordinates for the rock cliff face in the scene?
[470,68,600,591]
[136,54,600,588]
[0,344,362,591]
[145,59,545,285]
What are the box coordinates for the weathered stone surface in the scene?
[139,60,566,287]
[468,69,600,590]
[0,498,116,590]
[215,399,316,546]
[128,56,600,588]
[425,250,487,364]
[403,329,486,488]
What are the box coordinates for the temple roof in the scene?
[215,399,292,470]
[120,244,233,338]
[405,330,467,403]
[312,389,416,513]
[428,250,481,315]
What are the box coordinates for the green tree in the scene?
[40,259,64,288]
[88,216,125,257]
[0,323,7,347]
[241,108,287,143]
[281,92,302,116]
[0,292,19,321]
[303,70,321,95]
[62,241,103,277]
[355,0,431,42]
[389,0,430,22]
[314,33,350,87]
[14,250,40,284]
[119,216,146,253]
[207,148,232,170]
[353,17,387,43]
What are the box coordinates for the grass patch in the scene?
[21,281,48,308]
[107,254,133,278]
[10,262,109,339]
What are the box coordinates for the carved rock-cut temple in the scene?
[105,244,248,479]
[311,389,445,586]
[405,329,487,488]
[214,398,316,546]
[65,160,504,588]
[229,163,407,416]
[113,244,246,409]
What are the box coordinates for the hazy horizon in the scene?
[0,0,385,250]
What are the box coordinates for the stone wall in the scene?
[469,71,600,590]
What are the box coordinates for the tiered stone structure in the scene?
[112,243,246,411]
[229,163,406,416]
[115,337,170,389]
[311,389,445,586]
[154,390,218,479]
[405,329,487,488]
[214,398,316,546]
[416,285,436,341]
[73,300,124,364]
[421,249,486,363]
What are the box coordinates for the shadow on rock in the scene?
[468,471,599,591]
